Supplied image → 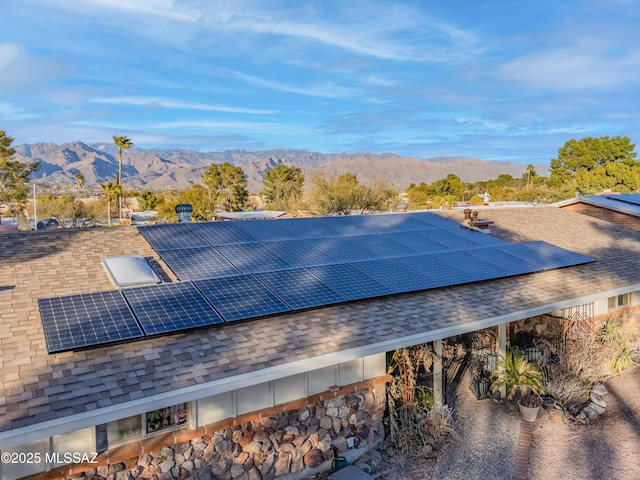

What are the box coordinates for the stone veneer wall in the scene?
[24,375,390,480]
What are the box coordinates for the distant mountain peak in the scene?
[16,141,543,192]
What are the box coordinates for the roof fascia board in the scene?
[4,282,640,449]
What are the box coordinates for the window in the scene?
[145,403,188,434]
[608,293,630,312]
[107,414,143,445]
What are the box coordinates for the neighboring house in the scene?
[555,193,640,230]
[2,207,640,480]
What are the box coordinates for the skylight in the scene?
[102,256,161,288]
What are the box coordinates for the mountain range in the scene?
[14,142,546,193]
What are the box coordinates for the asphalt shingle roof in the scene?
[2,207,639,435]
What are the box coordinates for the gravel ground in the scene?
[528,366,640,480]
[346,366,640,480]
[429,371,521,480]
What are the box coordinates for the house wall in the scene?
[19,376,390,480]
[3,354,388,480]
[560,203,640,230]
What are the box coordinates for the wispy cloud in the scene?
[230,70,356,99]
[90,96,277,114]
[154,119,309,135]
[498,40,640,91]
[0,102,36,120]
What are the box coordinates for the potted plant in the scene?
[490,348,546,422]
[146,410,162,432]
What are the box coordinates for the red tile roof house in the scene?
[2,207,640,480]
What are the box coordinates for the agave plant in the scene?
[490,348,545,404]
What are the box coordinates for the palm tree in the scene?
[100,181,120,226]
[525,164,537,189]
[490,348,545,404]
[113,135,133,221]
[74,173,85,200]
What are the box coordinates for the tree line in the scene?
[2,130,639,227]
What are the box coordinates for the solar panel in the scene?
[160,247,241,280]
[348,234,420,257]
[263,239,338,267]
[275,218,339,239]
[214,243,294,273]
[38,291,143,353]
[194,275,290,321]
[189,221,258,246]
[466,247,540,276]
[350,214,427,233]
[395,254,475,286]
[138,223,210,251]
[384,231,452,254]
[350,259,440,293]
[122,282,223,335]
[306,263,394,300]
[254,269,347,309]
[416,228,484,250]
[605,193,640,207]
[235,219,302,241]
[306,237,381,262]
[430,250,512,281]
[517,241,595,268]
[496,243,563,270]
[446,227,509,247]
[410,212,461,228]
[314,216,373,236]
[42,212,599,352]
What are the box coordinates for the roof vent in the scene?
[36,218,60,231]
[462,209,494,231]
[175,203,193,223]
[102,256,161,288]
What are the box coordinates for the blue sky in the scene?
[2,0,640,165]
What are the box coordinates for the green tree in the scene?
[260,164,304,212]
[405,183,430,209]
[430,174,465,199]
[550,136,638,189]
[181,185,211,220]
[100,181,120,226]
[575,162,640,194]
[27,194,92,228]
[138,190,158,211]
[113,135,133,221]
[201,162,248,212]
[0,130,40,214]
[306,171,395,215]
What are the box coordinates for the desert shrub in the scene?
[598,319,639,374]
[540,318,638,409]
[387,345,454,458]
[387,393,454,458]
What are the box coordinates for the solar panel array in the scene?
[39,212,596,353]
[38,291,144,353]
